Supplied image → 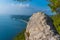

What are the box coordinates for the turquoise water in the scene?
[0,15,27,40]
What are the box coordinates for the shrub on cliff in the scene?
[13,30,25,40]
[51,14,60,34]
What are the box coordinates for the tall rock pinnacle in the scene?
[25,12,60,40]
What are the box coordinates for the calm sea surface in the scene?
[0,15,26,40]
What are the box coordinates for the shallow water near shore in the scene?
[0,15,27,40]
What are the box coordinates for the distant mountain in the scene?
[11,15,31,23]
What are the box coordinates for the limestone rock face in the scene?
[25,12,60,40]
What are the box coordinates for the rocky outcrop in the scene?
[25,12,60,40]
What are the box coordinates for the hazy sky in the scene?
[0,0,53,15]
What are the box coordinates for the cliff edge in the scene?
[25,12,60,40]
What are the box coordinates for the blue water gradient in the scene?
[0,15,27,40]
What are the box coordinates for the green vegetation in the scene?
[48,0,60,13]
[48,0,60,34]
[13,29,25,40]
[51,14,60,34]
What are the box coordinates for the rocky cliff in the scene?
[25,12,60,40]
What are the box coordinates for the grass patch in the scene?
[13,29,25,40]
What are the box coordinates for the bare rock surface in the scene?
[25,12,60,40]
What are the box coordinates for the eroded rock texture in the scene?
[25,12,60,40]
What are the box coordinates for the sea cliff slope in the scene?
[25,12,60,40]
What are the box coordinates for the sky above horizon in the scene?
[0,0,53,15]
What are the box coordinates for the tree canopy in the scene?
[48,0,60,14]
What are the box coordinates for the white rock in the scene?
[25,12,60,40]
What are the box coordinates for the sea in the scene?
[0,15,30,40]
